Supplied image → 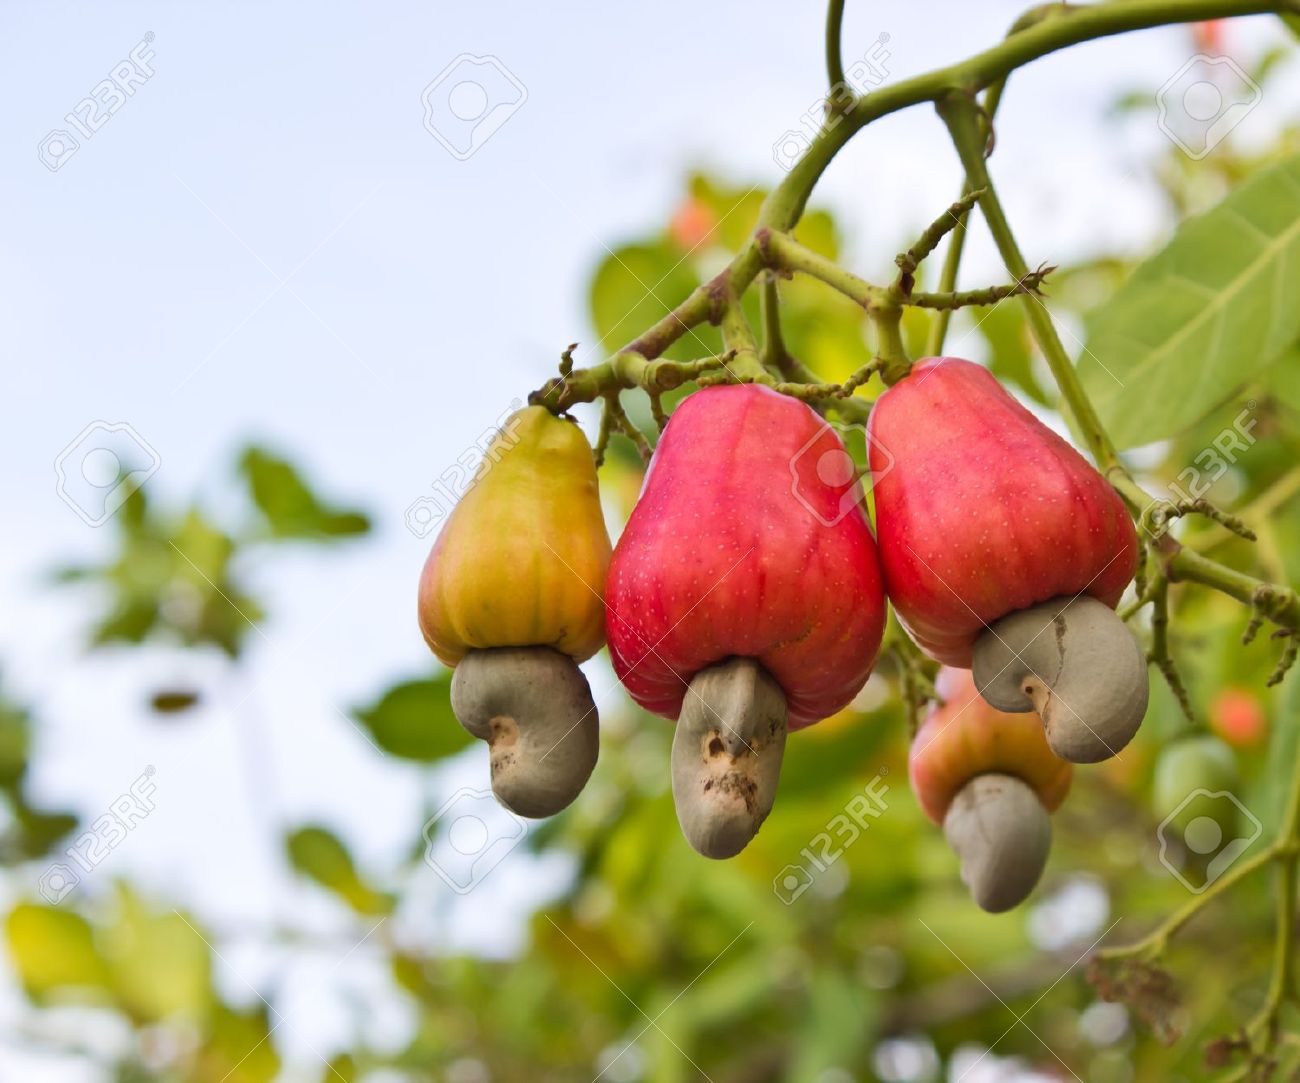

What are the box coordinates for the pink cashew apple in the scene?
[606,384,887,857]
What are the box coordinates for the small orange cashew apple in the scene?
[910,667,1072,912]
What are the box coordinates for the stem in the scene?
[1168,549,1300,631]
[759,274,787,373]
[1244,728,1300,1047]
[758,0,1293,233]
[718,300,770,382]
[938,90,1124,479]
[826,0,847,92]
[1100,845,1279,961]
[758,228,880,308]
[928,80,1007,355]
[909,270,1052,310]
[895,188,986,286]
[1148,575,1194,722]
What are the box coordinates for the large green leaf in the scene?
[1080,153,1300,449]
[352,672,471,762]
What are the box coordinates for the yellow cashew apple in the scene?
[418,406,611,666]
[417,406,611,819]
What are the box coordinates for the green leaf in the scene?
[11,804,79,859]
[686,173,771,254]
[1081,153,1300,449]
[977,299,1050,406]
[5,903,110,996]
[1260,344,1300,417]
[323,1055,357,1082]
[196,1003,281,1083]
[588,242,715,361]
[239,446,370,541]
[352,673,472,762]
[0,700,31,788]
[101,890,212,1023]
[286,825,393,915]
[788,969,873,1081]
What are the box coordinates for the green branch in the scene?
[826,0,847,95]
[909,267,1054,309]
[758,228,879,308]
[758,0,1295,233]
[533,0,1295,414]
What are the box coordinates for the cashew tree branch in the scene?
[532,0,1295,415]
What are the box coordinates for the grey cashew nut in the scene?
[971,594,1148,764]
[943,773,1051,913]
[450,646,598,819]
[671,657,788,860]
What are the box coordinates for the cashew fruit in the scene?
[605,385,887,856]
[909,667,1072,824]
[910,667,1072,912]
[418,406,611,817]
[869,358,1146,762]
[868,358,1137,665]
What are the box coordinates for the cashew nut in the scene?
[671,657,788,859]
[943,773,1051,913]
[450,646,598,818]
[971,594,1148,763]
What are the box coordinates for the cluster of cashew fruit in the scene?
[417,356,1150,910]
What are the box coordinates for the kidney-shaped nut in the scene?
[450,646,598,819]
[972,594,1148,763]
[943,772,1052,913]
[671,657,788,860]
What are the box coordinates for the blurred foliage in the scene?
[5,18,1300,1083]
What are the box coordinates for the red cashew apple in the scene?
[910,667,1072,912]
[869,357,1147,763]
[606,384,887,857]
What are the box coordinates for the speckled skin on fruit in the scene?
[418,406,611,667]
[604,384,887,729]
[909,667,1072,825]
[868,358,1138,667]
